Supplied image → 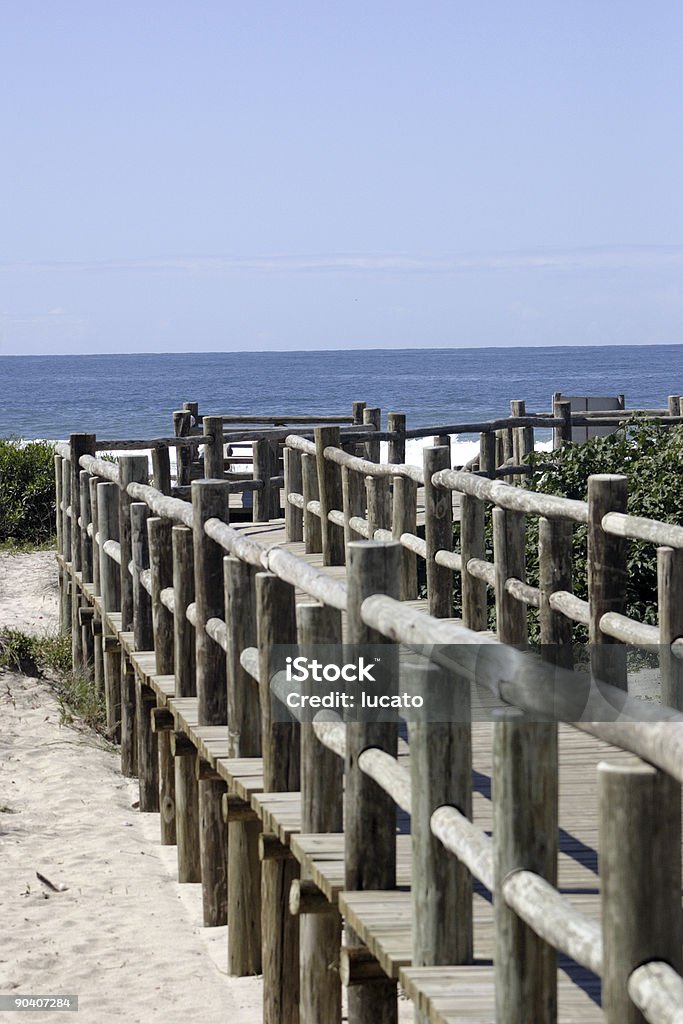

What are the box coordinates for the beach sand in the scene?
[0,550,262,1024]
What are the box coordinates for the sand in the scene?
[0,551,262,1024]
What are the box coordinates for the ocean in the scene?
[2,345,681,447]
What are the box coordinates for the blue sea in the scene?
[1,344,681,441]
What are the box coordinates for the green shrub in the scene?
[0,628,106,732]
[447,419,683,643]
[0,439,56,545]
[524,418,683,642]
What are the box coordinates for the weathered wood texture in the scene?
[493,720,558,1024]
[297,602,343,1024]
[256,572,300,1024]
[588,475,628,688]
[345,541,401,1024]
[192,480,230,927]
[423,446,453,618]
[599,758,682,1024]
[225,556,262,976]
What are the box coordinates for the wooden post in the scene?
[119,656,137,778]
[70,433,96,672]
[599,759,682,1024]
[342,466,366,550]
[423,446,453,618]
[98,481,121,737]
[152,444,172,495]
[173,409,192,486]
[479,431,496,478]
[502,425,514,483]
[460,493,487,631]
[315,426,345,566]
[61,456,72,563]
[510,400,533,485]
[131,504,153,652]
[148,516,175,844]
[409,659,472,1024]
[192,480,229,925]
[184,400,199,426]
[387,412,406,464]
[270,440,282,518]
[539,517,573,669]
[302,452,322,554]
[203,415,225,479]
[173,525,195,696]
[89,477,100,597]
[149,517,174,672]
[297,602,344,1024]
[494,719,558,1024]
[553,398,572,447]
[256,572,299,1024]
[54,456,64,632]
[551,391,562,448]
[493,507,527,646]
[225,555,262,976]
[667,394,680,416]
[352,400,366,426]
[79,469,94,674]
[284,447,304,542]
[172,525,200,883]
[658,546,683,710]
[587,475,628,689]
[366,476,391,538]
[118,455,149,632]
[89,476,103,696]
[345,541,401,1024]
[60,458,72,635]
[135,673,159,812]
[124,502,152,779]
[363,407,381,463]
[391,476,417,600]
[495,430,505,473]
[253,439,275,522]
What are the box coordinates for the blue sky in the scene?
[2,1,682,354]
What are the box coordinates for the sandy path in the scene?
[0,551,262,1024]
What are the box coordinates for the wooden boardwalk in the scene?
[90,515,648,1023]
[54,406,683,1024]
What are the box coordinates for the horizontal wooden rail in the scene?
[602,512,683,549]
[356,747,411,813]
[628,961,683,1023]
[96,436,207,450]
[125,483,194,527]
[103,539,121,564]
[502,870,602,976]
[218,414,354,424]
[548,591,590,625]
[572,415,683,427]
[430,806,494,891]
[433,468,589,523]
[358,595,683,738]
[322,445,424,482]
[79,454,121,483]
[404,415,563,439]
[600,612,660,647]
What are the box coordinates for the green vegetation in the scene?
[0,628,106,733]
[525,418,683,641]
[0,439,56,548]
[450,419,683,643]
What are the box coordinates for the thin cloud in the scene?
[1,245,683,275]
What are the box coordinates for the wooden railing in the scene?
[53,402,683,1024]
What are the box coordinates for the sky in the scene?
[1,0,683,355]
